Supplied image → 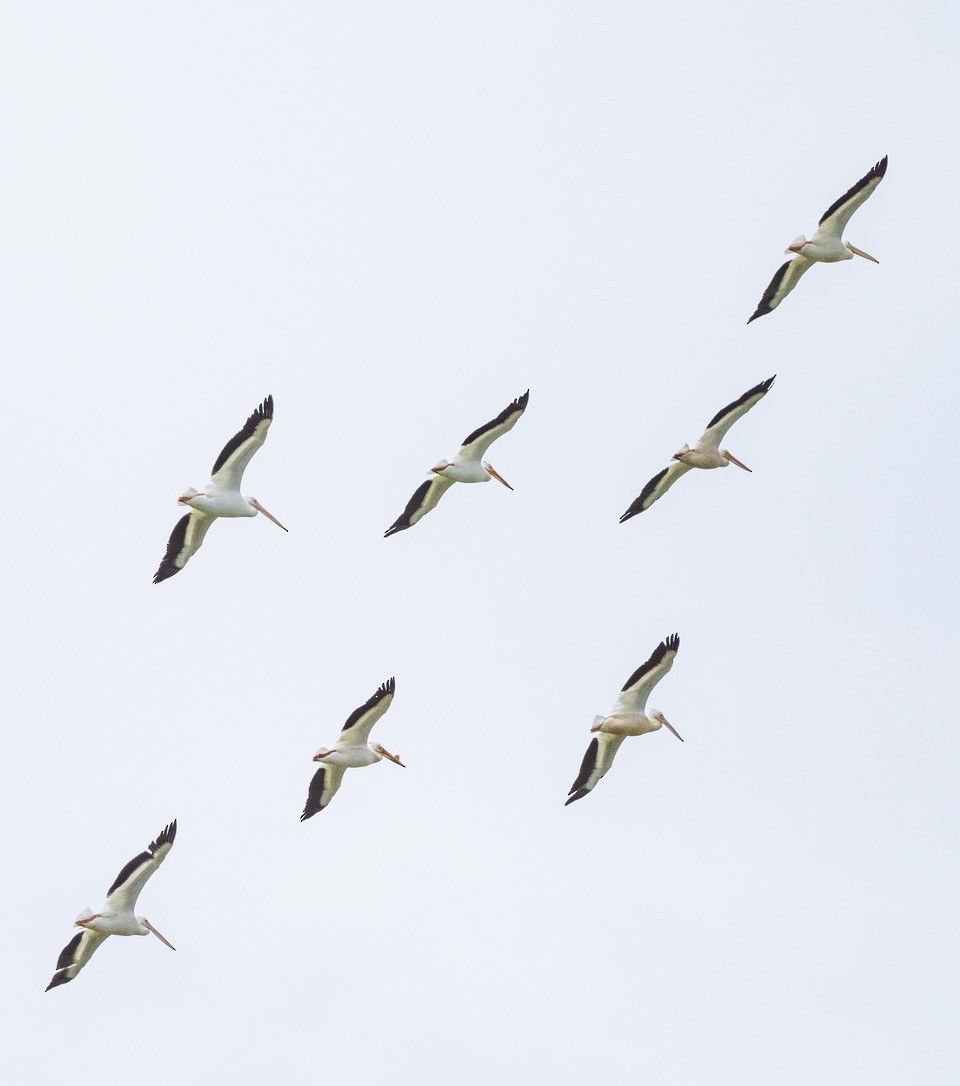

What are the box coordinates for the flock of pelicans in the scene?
[45,155,889,992]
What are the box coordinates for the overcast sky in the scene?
[2,3,958,1084]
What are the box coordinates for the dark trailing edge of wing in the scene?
[621,634,680,692]
[818,155,888,226]
[211,394,274,475]
[620,467,670,523]
[748,261,792,324]
[384,480,432,538]
[461,390,530,447]
[107,820,178,896]
[153,514,191,584]
[705,376,776,429]
[565,738,599,806]
[342,677,396,732]
[45,933,84,991]
[301,766,328,821]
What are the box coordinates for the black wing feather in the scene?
[384,480,433,538]
[748,261,792,324]
[152,514,191,584]
[819,156,888,226]
[211,395,274,476]
[565,738,599,806]
[107,821,177,896]
[301,767,328,821]
[705,376,776,429]
[620,467,670,524]
[461,390,529,446]
[621,634,680,692]
[342,677,396,732]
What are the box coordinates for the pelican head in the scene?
[720,450,752,472]
[651,710,684,742]
[138,917,176,949]
[246,497,289,531]
[846,242,879,263]
[482,461,513,490]
[785,234,808,255]
[372,742,405,767]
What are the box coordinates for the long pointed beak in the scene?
[848,244,879,264]
[144,920,176,950]
[380,748,406,767]
[485,464,513,490]
[723,451,752,472]
[661,717,684,742]
[250,499,289,531]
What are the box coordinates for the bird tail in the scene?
[177,487,200,505]
[592,715,607,729]
[74,907,95,924]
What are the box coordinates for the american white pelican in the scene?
[46,821,177,991]
[748,155,887,322]
[301,678,404,820]
[153,395,287,583]
[384,390,529,537]
[620,377,774,522]
[566,636,682,806]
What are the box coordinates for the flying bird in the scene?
[46,821,177,991]
[153,395,287,583]
[384,390,529,537]
[749,155,887,322]
[620,377,774,522]
[566,636,683,806]
[301,678,404,819]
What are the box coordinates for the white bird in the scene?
[153,395,287,583]
[301,678,404,819]
[46,821,177,991]
[748,155,887,322]
[620,377,774,521]
[384,390,529,537]
[566,636,683,806]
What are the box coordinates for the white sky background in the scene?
[1,2,957,1083]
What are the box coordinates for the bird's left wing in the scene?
[616,634,680,714]
[153,510,216,583]
[209,395,274,491]
[817,155,888,239]
[300,764,347,820]
[748,256,813,323]
[619,461,693,522]
[698,376,775,449]
[104,821,177,914]
[45,928,109,991]
[456,390,529,462]
[384,474,455,537]
[338,677,396,747]
[565,732,627,805]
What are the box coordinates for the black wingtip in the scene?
[45,972,72,992]
[564,790,588,806]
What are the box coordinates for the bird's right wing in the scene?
[565,732,626,805]
[619,461,692,522]
[300,764,347,820]
[698,376,775,449]
[384,474,455,537]
[208,395,275,492]
[456,390,529,462]
[817,155,888,238]
[338,678,396,748]
[104,821,178,914]
[45,928,109,991]
[616,634,680,714]
[153,511,216,583]
[747,255,813,323]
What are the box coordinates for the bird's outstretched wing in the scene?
[153,511,215,583]
[698,376,775,449]
[384,474,455,537]
[817,155,888,238]
[45,929,109,991]
[338,678,396,748]
[300,764,347,820]
[104,821,178,914]
[748,256,813,323]
[616,634,680,714]
[457,390,529,462]
[620,461,692,522]
[565,733,626,805]
[209,395,275,491]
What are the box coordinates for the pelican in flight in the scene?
[566,636,682,806]
[748,155,887,322]
[301,678,404,819]
[46,821,177,991]
[620,376,774,522]
[153,395,287,583]
[384,390,529,537]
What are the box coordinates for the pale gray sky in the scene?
[2,3,958,1084]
